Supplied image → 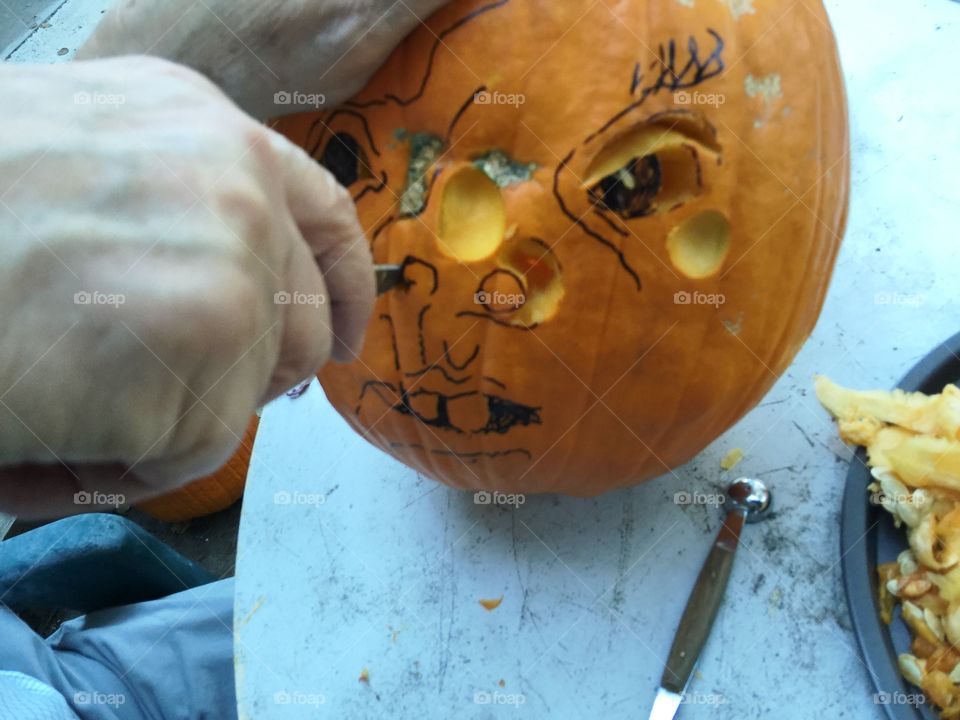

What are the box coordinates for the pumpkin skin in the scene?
[274,0,849,496]
[137,415,259,521]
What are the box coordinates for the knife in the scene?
[374,264,405,295]
[647,478,771,719]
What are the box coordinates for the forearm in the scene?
[76,0,451,119]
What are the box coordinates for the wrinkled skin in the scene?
[77,0,453,119]
[0,57,374,517]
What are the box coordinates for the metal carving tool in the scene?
[374,264,405,295]
[647,477,772,720]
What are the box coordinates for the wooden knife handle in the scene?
[660,510,745,694]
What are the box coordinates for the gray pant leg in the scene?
[0,605,123,720]
[0,579,235,720]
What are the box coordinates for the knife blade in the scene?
[374,264,405,295]
[647,687,683,720]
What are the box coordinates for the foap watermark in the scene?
[73,691,126,708]
[75,290,125,308]
[869,490,928,509]
[474,690,526,706]
[874,291,923,307]
[874,691,926,707]
[273,91,326,108]
[74,490,125,508]
[674,291,725,308]
[475,290,525,309]
[474,490,525,508]
[275,291,326,308]
[273,691,326,707]
[674,491,725,508]
[74,91,125,107]
[475,90,526,108]
[681,692,727,706]
[273,491,325,508]
[674,90,725,108]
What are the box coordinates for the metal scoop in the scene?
[647,477,772,720]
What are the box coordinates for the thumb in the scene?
[267,129,375,363]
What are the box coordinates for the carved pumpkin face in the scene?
[273,0,848,495]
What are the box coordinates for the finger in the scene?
[269,131,375,362]
[261,221,334,403]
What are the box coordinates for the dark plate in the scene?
[841,331,960,720]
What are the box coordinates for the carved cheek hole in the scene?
[439,167,506,262]
[583,113,721,219]
[493,237,564,327]
[666,210,731,279]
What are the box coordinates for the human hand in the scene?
[0,57,374,518]
[76,0,452,119]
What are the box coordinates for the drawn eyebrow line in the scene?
[344,0,511,111]
[307,109,381,158]
[552,150,643,290]
[591,207,629,237]
[446,86,486,143]
[586,29,724,143]
[353,171,389,203]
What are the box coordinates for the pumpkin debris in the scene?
[720,448,744,471]
[399,132,444,217]
[479,596,503,611]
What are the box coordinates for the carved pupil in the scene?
[591,155,661,219]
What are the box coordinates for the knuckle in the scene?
[212,177,272,244]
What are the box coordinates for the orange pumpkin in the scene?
[274,0,849,495]
[137,415,259,521]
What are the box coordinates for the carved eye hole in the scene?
[583,112,721,219]
[320,132,372,187]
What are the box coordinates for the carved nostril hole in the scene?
[479,270,526,314]
[499,237,564,327]
[439,167,506,262]
[666,210,731,279]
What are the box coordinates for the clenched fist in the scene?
[0,57,374,518]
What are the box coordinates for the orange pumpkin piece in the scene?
[479,596,504,611]
[274,0,849,495]
[136,415,259,522]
